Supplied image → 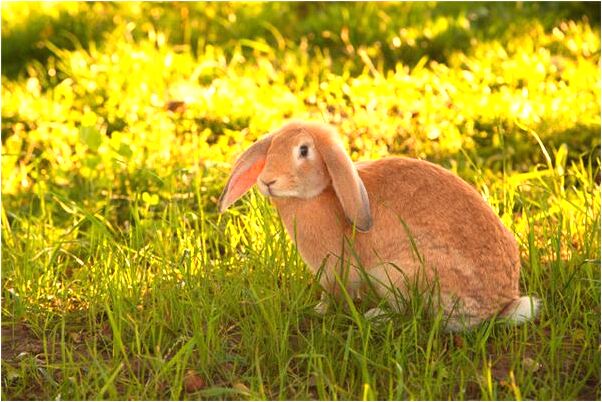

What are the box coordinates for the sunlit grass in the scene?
[2,2,600,400]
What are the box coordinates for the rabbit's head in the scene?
[219,121,372,231]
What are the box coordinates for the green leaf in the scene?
[555,143,568,176]
[84,155,101,168]
[79,126,101,151]
[117,143,133,158]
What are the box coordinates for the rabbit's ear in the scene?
[218,134,273,212]
[314,133,372,232]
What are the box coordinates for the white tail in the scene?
[499,296,541,324]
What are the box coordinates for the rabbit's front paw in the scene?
[314,300,329,315]
[364,307,387,321]
[314,292,330,315]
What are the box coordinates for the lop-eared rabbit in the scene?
[219,121,539,331]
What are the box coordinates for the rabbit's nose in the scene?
[261,179,277,187]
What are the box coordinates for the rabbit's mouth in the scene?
[258,182,279,197]
[259,183,298,198]
[257,182,273,197]
[264,188,290,198]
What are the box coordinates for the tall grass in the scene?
[2,151,599,399]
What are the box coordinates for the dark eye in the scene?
[299,144,309,158]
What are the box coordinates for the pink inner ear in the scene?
[224,159,266,207]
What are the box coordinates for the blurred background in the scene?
[2,1,601,255]
[2,3,600,197]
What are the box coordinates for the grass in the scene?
[2,2,601,400]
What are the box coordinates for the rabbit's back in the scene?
[356,158,520,318]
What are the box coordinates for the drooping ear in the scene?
[312,130,372,232]
[218,134,273,212]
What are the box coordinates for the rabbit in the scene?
[218,120,540,331]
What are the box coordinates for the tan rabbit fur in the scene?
[219,120,538,330]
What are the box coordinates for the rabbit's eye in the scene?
[299,144,309,158]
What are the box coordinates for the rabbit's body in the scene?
[273,157,521,325]
[219,121,538,330]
